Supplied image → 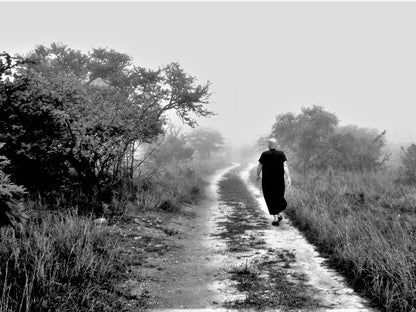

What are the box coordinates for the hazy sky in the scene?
[2,1,416,147]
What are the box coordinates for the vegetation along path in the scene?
[149,164,376,312]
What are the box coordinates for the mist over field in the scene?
[3,2,416,149]
[1,2,416,311]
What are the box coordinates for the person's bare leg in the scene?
[272,215,278,226]
[272,214,283,226]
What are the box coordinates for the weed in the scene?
[0,211,128,312]
[215,172,268,252]
[284,169,416,311]
[226,255,317,311]
[219,170,319,310]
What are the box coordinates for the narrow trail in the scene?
[150,163,376,312]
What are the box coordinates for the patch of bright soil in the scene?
[214,171,269,252]
[227,249,320,311]
[216,171,319,310]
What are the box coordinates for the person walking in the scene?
[257,138,291,226]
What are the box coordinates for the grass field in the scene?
[281,169,416,311]
[0,211,124,312]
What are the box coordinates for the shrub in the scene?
[400,144,416,184]
[0,143,27,229]
[1,46,212,211]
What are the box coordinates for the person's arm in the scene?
[284,161,291,187]
[257,163,263,181]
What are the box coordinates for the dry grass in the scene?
[284,169,416,311]
[0,156,227,311]
[0,211,124,312]
[227,259,317,311]
[135,156,229,212]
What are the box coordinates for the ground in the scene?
[109,164,374,311]
[108,185,221,310]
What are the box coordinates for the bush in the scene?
[400,144,416,184]
[0,143,27,229]
[133,149,228,213]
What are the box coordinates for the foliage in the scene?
[0,55,76,193]
[328,126,390,171]
[0,44,213,211]
[271,106,338,172]
[0,143,27,228]
[133,127,229,212]
[186,128,224,159]
[400,143,416,184]
[270,105,389,173]
[152,126,194,165]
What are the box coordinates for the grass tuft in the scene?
[283,169,416,311]
[0,211,124,312]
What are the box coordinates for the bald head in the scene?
[268,138,277,149]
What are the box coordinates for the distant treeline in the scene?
[263,105,415,181]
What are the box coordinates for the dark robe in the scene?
[259,149,287,215]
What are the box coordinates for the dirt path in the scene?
[147,164,376,311]
[143,166,235,310]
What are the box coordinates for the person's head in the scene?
[268,138,277,149]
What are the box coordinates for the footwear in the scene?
[278,215,283,222]
[272,220,279,226]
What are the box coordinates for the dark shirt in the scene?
[259,149,287,180]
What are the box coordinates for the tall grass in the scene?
[0,211,122,312]
[135,156,228,211]
[285,169,416,311]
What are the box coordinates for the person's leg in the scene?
[272,214,279,226]
[275,189,286,224]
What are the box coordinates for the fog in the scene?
[2,1,416,150]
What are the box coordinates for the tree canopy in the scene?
[187,128,224,159]
[400,144,416,184]
[0,44,213,210]
[270,105,389,173]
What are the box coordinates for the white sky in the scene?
[2,1,416,147]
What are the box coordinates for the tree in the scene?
[270,112,299,155]
[1,44,213,210]
[400,144,416,184]
[155,127,194,164]
[187,128,224,159]
[0,52,69,192]
[330,126,389,171]
[0,143,27,228]
[269,105,389,173]
[271,105,338,173]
